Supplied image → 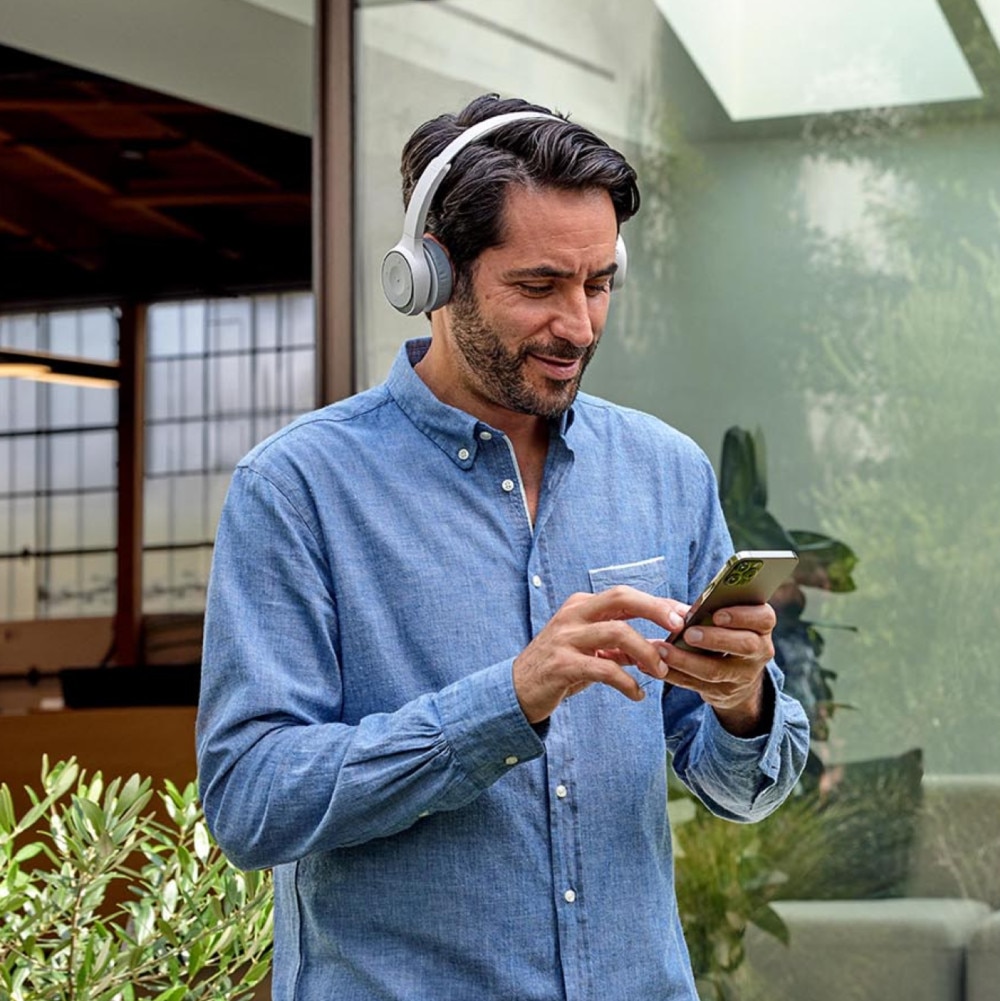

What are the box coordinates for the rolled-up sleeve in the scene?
[664,662,810,822]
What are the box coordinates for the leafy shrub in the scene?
[0,757,272,1001]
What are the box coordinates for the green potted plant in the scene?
[716,425,858,771]
[0,757,272,1000]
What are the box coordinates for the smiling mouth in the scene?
[529,354,582,381]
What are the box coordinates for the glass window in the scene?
[12,437,37,493]
[0,293,313,620]
[0,308,118,619]
[143,291,315,613]
[207,353,253,415]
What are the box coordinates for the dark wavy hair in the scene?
[399,93,640,294]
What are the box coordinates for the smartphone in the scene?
[670,550,799,653]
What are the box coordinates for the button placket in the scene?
[545,717,586,978]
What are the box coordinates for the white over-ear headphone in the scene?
[381,111,628,316]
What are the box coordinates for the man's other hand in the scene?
[512,585,688,724]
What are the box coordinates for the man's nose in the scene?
[551,289,596,347]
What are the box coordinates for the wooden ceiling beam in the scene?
[0,174,107,271]
[184,140,283,189]
[124,204,213,243]
[0,126,117,195]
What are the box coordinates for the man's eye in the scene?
[586,282,611,297]
[518,284,553,296]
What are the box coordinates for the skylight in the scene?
[653,0,982,121]
[973,0,1000,52]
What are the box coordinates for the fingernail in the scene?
[658,644,671,662]
[668,611,684,630]
[714,610,731,625]
[685,628,703,643]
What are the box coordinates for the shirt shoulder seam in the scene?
[234,464,328,559]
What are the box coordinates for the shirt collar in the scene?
[385,337,575,469]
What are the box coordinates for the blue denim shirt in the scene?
[197,337,809,1001]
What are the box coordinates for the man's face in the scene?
[443,185,619,421]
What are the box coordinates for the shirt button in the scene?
[479,431,492,441]
[531,574,542,587]
[564,889,577,903]
[501,479,515,492]
[457,447,470,460]
[555,784,568,799]
[504,755,519,766]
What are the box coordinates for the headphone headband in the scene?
[382,110,627,315]
[399,112,560,248]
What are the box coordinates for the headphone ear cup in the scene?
[381,246,419,314]
[422,238,453,312]
[613,234,627,290]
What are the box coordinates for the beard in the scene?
[448,285,599,420]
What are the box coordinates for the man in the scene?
[197,93,809,1001]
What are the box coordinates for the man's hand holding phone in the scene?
[657,551,798,737]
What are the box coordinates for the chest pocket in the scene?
[587,555,670,638]
[588,555,670,693]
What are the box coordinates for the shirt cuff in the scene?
[435,658,546,791]
[701,664,787,791]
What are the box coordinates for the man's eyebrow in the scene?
[502,263,618,281]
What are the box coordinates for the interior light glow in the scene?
[0,349,119,388]
[0,363,52,378]
[32,371,120,389]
